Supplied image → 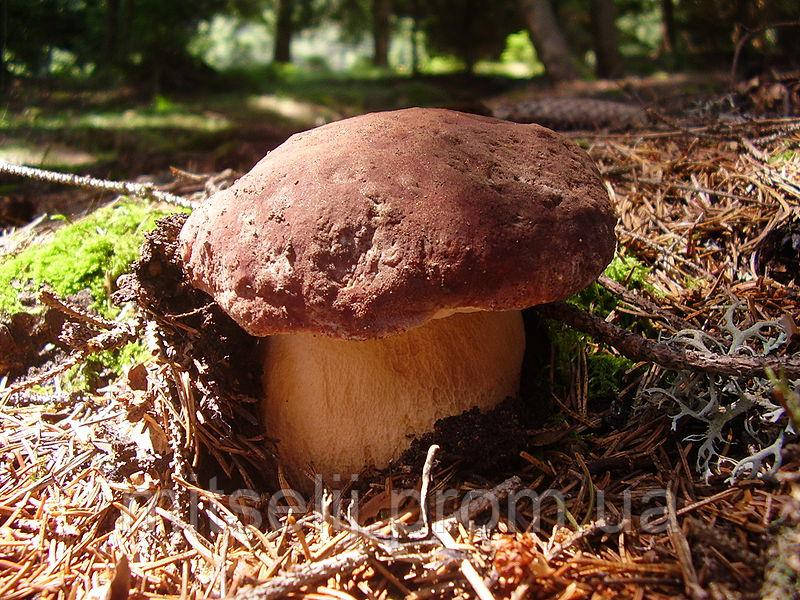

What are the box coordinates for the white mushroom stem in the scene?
[261,310,525,492]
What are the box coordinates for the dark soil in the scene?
[0,196,35,228]
[754,217,800,284]
[0,290,98,379]
[115,215,274,489]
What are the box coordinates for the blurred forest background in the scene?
[0,0,799,178]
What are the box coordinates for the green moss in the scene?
[603,253,650,286]
[61,341,151,392]
[0,199,175,390]
[683,274,705,290]
[587,353,633,401]
[546,321,634,403]
[0,199,179,317]
[546,253,646,403]
[768,149,798,165]
[570,252,651,316]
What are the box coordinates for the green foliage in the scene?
[571,252,651,316]
[0,200,174,389]
[587,353,633,401]
[500,31,537,65]
[769,149,798,165]
[546,252,650,404]
[151,95,180,114]
[616,0,662,57]
[3,0,231,89]
[0,95,232,170]
[413,0,524,71]
[63,341,150,391]
[0,200,178,316]
[189,15,273,71]
[238,66,454,113]
[327,0,372,44]
[3,0,89,78]
[547,321,634,404]
[4,0,800,88]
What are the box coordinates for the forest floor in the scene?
[0,71,799,599]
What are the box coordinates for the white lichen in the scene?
[639,303,796,480]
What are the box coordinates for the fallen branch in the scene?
[0,159,196,209]
[459,476,523,522]
[598,275,682,329]
[39,288,116,331]
[537,302,800,378]
[233,549,370,599]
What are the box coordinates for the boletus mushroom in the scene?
[178,108,616,491]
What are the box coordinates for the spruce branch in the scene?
[537,301,800,379]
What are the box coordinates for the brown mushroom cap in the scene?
[178,108,616,339]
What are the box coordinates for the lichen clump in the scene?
[0,200,179,316]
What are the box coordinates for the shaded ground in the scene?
[1,70,742,220]
[0,73,519,174]
[0,72,532,226]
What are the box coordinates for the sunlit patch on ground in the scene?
[0,139,101,169]
[246,94,341,125]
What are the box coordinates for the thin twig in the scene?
[418,444,439,537]
[666,487,707,600]
[0,159,196,209]
[1,319,140,402]
[545,518,607,561]
[233,550,370,599]
[459,476,523,523]
[39,289,115,331]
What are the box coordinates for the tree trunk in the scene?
[518,0,578,81]
[105,0,120,68]
[120,0,132,66]
[410,0,420,76]
[590,0,622,78]
[274,0,293,63]
[0,0,7,90]
[660,0,676,54]
[372,0,391,67]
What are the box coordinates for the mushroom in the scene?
[178,108,616,491]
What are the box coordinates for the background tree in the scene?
[273,0,294,62]
[590,0,622,77]
[372,0,391,67]
[1,0,8,88]
[327,0,392,67]
[679,0,800,75]
[518,0,578,80]
[2,0,798,91]
[270,0,328,64]
[659,0,676,55]
[3,0,89,78]
[2,0,232,90]
[415,0,522,73]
